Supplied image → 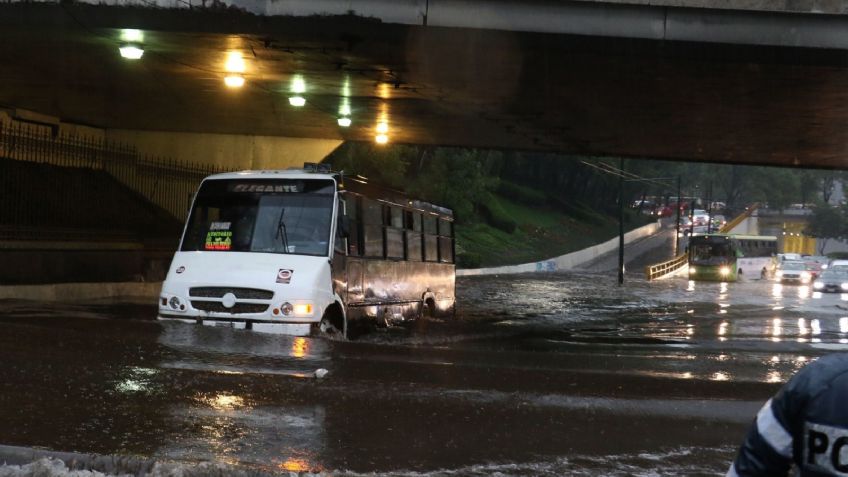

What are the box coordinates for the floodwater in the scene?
[2,272,847,475]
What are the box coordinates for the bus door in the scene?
[339,195,364,305]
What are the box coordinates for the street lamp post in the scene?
[618,157,625,285]
[675,175,681,255]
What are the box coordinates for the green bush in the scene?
[827,251,848,259]
[456,251,482,268]
[549,197,605,225]
[497,181,547,206]
[478,193,517,233]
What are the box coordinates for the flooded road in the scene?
[2,273,847,475]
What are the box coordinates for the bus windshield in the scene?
[689,242,733,265]
[180,178,336,256]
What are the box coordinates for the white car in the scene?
[776,261,812,283]
[829,259,848,272]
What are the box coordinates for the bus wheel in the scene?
[317,304,346,339]
[422,298,436,319]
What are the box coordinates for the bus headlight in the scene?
[720,266,730,276]
[167,296,186,311]
[801,272,811,282]
[279,302,314,317]
[841,283,848,291]
[293,303,314,316]
[813,281,824,290]
[689,267,696,275]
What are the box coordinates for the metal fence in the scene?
[0,121,226,231]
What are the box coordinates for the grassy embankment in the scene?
[455,184,653,268]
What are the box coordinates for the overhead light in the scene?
[289,96,306,107]
[337,117,352,127]
[224,75,245,88]
[375,134,389,144]
[119,45,144,60]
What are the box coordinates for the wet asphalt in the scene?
[1,273,845,475]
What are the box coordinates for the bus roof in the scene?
[203,169,337,181]
[731,234,778,240]
[202,169,454,219]
[691,233,777,240]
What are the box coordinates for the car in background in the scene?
[657,205,675,218]
[691,209,710,225]
[631,199,655,209]
[778,253,802,263]
[813,270,848,293]
[775,260,812,284]
[828,259,848,272]
[804,261,824,280]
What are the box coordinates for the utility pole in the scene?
[689,199,696,238]
[675,175,681,255]
[618,157,625,285]
[707,181,713,234]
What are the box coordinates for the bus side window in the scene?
[341,197,361,256]
[362,198,384,258]
[438,218,454,263]
[406,211,422,262]
[386,206,404,259]
[423,214,438,262]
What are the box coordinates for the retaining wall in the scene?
[458,220,662,276]
[0,281,162,302]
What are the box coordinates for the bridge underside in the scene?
[3,4,848,168]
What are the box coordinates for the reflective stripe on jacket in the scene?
[729,353,848,476]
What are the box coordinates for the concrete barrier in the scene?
[0,282,162,302]
[458,220,662,276]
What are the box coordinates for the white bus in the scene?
[158,166,456,338]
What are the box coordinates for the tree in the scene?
[806,205,847,255]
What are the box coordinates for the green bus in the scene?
[687,234,777,282]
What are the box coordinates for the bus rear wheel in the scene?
[422,298,436,319]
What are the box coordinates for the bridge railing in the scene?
[646,252,688,281]
[720,202,760,233]
[0,120,226,223]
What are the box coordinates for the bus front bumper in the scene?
[157,314,314,335]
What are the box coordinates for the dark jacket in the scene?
[729,353,848,476]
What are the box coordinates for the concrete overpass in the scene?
[3,0,848,169]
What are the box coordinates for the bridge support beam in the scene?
[105,130,343,170]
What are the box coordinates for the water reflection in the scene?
[114,366,159,395]
[291,337,309,359]
[204,393,245,411]
[157,322,331,377]
[798,318,808,336]
[772,284,783,298]
[719,282,728,299]
[711,372,730,381]
[159,398,326,473]
[278,458,311,472]
[771,318,783,342]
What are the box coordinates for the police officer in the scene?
[729,353,848,476]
